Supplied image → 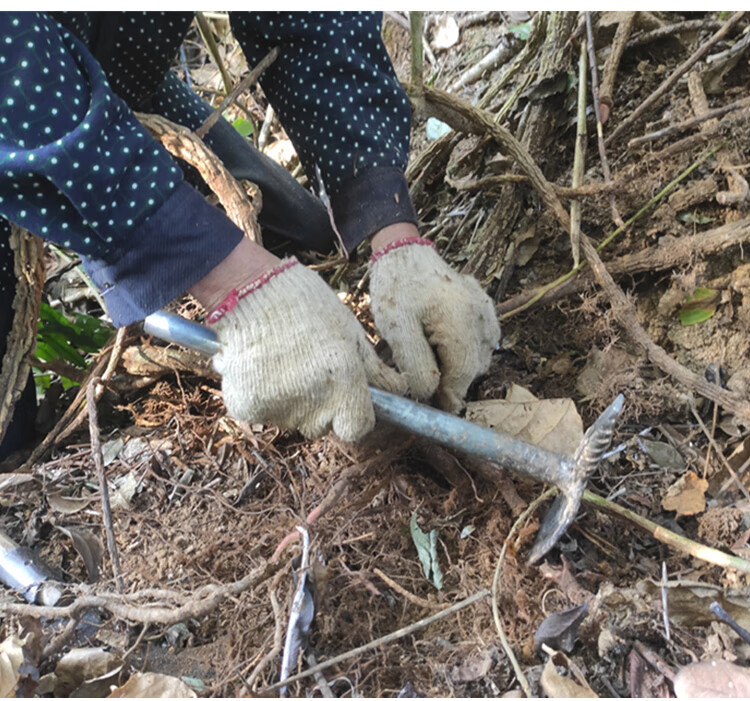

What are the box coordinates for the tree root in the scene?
[2,558,283,625]
[497,216,750,316]
[136,113,261,244]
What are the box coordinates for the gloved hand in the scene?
[210,258,406,442]
[369,238,501,413]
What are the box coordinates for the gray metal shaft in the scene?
[370,388,573,487]
[0,531,62,606]
[143,311,573,488]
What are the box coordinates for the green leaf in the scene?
[691,287,719,302]
[509,22,531,40]
[678,287,719,326]
[409,512,443,590]
[232,117,254,137]
[679,307,716,326]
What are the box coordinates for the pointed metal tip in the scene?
[610,393,625,414]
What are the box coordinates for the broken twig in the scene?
[138,112,261,243]
[585,11,625,229]
[195,46,280,139]
[627,96,750,147]
[598,12,636,119]
[499,144,720,320]
[2,558,284,624]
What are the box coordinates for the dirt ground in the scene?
[3,10,750,698]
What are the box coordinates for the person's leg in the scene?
[149,72,335,254]
[0,219,37,461]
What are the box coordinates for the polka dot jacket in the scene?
[0,12,416,326]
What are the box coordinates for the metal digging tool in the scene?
[143,311,624,563]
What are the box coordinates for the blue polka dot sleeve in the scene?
[230,11,417,250]
[0,13,243,326]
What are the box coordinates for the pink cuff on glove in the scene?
[370,237,435,264]
[206,259,299,325]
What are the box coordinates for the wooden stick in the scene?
[22,327,128,470]
[570,37,588,267]
[497,215,750,316]
[498,145,719,320]
[87,380,124,593]
[606,11,745,145]
[625,19,725,51]
[410,83,571,232]
[0,227,44,447]
[195,46,280,139]
[373,568,445,610]
[585,11,625,229]
[579,231,750,422]
[628,96,750,147]
[2,558,284,624]
[599,12,636,115]
[195,11,233,95]
[410,12,424,95]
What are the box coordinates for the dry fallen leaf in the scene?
[466,384,583,456]
[540,655,597,698]
[109,471,139,511]
[108,672,197,698]
[0,635,25,697]
[661,472,708,516]
[47,492,92,514]
[674,659,750,698]
[50,647,120,697]
[451,649,494,683]
[55,525,103,584]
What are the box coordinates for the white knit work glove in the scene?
[369,238,501,413]
[210,259,406,442]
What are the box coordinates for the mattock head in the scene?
[528,394,625,564]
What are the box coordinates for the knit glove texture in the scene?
[369,239,501,413]
[212,259,405,442]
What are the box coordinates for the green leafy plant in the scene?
[35,302,113,389]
